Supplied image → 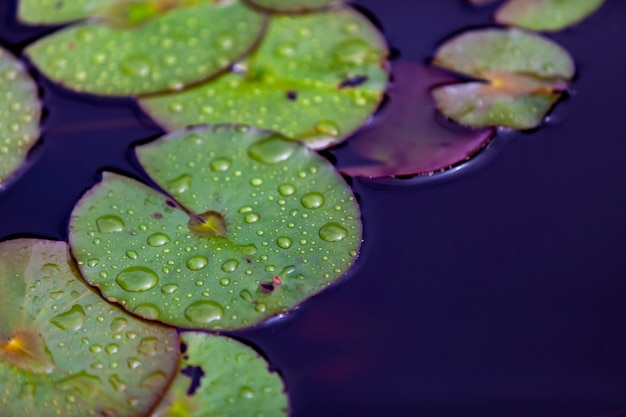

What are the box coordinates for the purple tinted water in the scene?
[1,1,626,416]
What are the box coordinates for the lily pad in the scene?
[152,332,288,416]
[69,125,361,330]
[245,0,341,13]
[0,239,178,417]
[431,28,574,129]
[26,1,267,96]
[495,0,605,32]
[140,8,389,149]
[338,61,494,178]
[18,0,117,24]
[0,47,40,186]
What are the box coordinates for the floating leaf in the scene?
[245,0,340,13]
[0,47,40,186]
[140,8,389,149]
[69,125,362,330]
[0,239,178,417]
[495,0,605,32]
[26,1,267,96]
[338,61,494,178]
[152,333,288,416]
[18,0,117,24]
[431,28,574,129]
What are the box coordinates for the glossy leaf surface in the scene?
[69,126,361,330]
[246,0,340,13]
[0,239,178,417]
[152,333,288,416]
[0,47,40,186]
[140,8,389,148]
[431,28,574,129]
[496,0,605,32]
[18,0,117,24]
[26,1,266,96]
[339,61,494,178]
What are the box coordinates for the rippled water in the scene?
[1,0,626,416]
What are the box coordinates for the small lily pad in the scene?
[26,1,267,96]
[152,332,288,417]
[140,8,389,148]
[0,47,40,186]
[18,0,117,24]
[495,0,605,32]
[0,239,178,417]
[245,0,341,13]
[431,28,574,129]
[338,61,494,178]
[69,125,361,330]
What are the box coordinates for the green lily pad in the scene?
[26,1,267,96]
[0,47,40,186]
[495,0,605,32]
[245,0,341,13]
[152,332,288,416]
[431,28,574,129]
[0,239,178,417]
[18,0,119,24]
[69,125,361,330]
[338,61,495,178]
[140,8,389,149]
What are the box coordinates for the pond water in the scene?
[1,1,626,416]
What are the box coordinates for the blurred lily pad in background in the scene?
[140,7,389,149]
[495,0,605,32]
[152,332,288,416]
[26,1,267,96]
[431,28,574,129]
[69,126,362,330]
[338,60,495,178]
[0,46,40,187]
[0,239,178,417]
[245,0,341,13]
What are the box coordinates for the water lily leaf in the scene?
[245,0,340,13]
[0,47,40,186]
[495,0,605,32]
[431,28,574,129]
[0,239,179,417]
[26,1,267,96]
[69,125,361,330]
[140,8,389,149]
[18,0,117,24]
[339,61,494,178]
[152,332,288,416]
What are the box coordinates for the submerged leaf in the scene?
[0,239,178,417]
[26,1,266,96]
[0,47,40,186]
[495,0,605,32]
[431,28,574,129]
[338,61,494,178]
[245,0,341,13]
[69,126,362,330]
[140,8,389,148]
[152,333,288,417]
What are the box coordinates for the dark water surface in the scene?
[1,1,626,416]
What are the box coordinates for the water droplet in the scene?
[319,223,348,242]
[221,259,239,272]
[125,250,138,260]
[161,284,179,294]
[96,215,125,233]
[277,237,292,249]
[245,213,260,223]
[184,300,224,324]
[186,255,208,271]
[140,371,167,389]
[120,54,152,78]
[147,233,170,247]
[278,183,296,196]
[87,258,99,267]
[137,337,158,356]
[255,303,267,313]
[220,278,231,286]
[116,267,158,292]
[239,386,255,399]
[50,304,86,331]
[247,135,299,164]
[134,303,160,320]
[239,244,257,255]
[275,42,296,57]
[211,157,231,172]
[110,318,127,332]
[250,178,263,186]
[109,374,126,392]
[167,174,192,194]
[334,39,373,66]
[239,289,253,301]
[315,120,340,137]
[105,343,119,355]
[301,192,325,209]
